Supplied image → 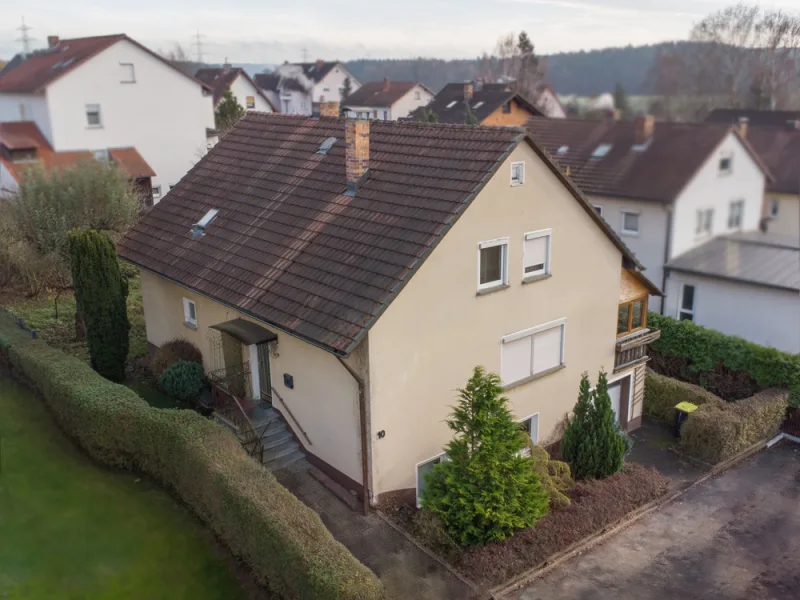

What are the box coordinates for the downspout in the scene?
[337,356,371,516]
[660,206,674,315]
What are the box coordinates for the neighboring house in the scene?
[527,116,771,312]
[705,109,800,239]
[0,120,154,200]
[253,72,309,114]
[664,232,799,353]
[265,60,361,115]
[194,66,276,114]
[534,83,567,119]
[407,81,543,126]
[342,79,433,120]
[0,34,216,203]
[119,113,662,507]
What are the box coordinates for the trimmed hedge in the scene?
[680,388,788,464]
[643,369,723,424]
[648,313,800,406]
[0,314,383,600]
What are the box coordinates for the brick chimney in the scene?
[47,35,60,48]
[737,116,749,139]
[319,102,340,118]
[345,119,369,195]
[634,114,655,145]
[382,77,391,92]
[464,82,474,101]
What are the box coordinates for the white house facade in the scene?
[0,34,216,203]
[271,61,361,115]
[342,80,434,121]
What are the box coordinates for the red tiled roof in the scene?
[118,113,641,355]
[108,148,156,178]
[0,34,212,94]
[0,121,53,150]
[342,81,425,108]
[526,117,766,203]
[194,67,277,111]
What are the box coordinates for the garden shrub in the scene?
[458,463,668,586]
[152,338,203,380]
[644,369,723,423]
[0,313,382,600]
[422,366,550,547]
[680,388,788,464]
[562,371,627,480]
[648,312,800,406]
[524,442,573,508]
[159,360,206,401]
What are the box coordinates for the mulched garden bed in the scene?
[380,462,668,588]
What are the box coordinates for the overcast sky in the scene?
[1,0,797,64]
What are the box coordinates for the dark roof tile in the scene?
[343,80,422,107]
[408,82,542,124]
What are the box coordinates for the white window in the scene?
[501,319,566,386]
[183,297,197,327]
[769,198,780,217]
[416,454,445,508]
[120,63,135,83]
[678,284,695,321]
[152,185,162,200]
[719,153,733,173]
[592,204,603,216]
[621,210,639,235]
[727,200,744,229]
[245,96,255,109]
[523,229,551,280]
[696,208,713,235]
[477,237,508,291]
[518,413,540,456]
[85,104,102,127]
[414,90,421,100]
[510,161,525,186]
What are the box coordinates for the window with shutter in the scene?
[501,336,532,384]
[523,230,551,280]
[501,319,566,386]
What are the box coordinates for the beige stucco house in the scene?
[120,113,661,508]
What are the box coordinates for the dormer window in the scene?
[591,144,612,159]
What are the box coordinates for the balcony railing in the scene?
[614,328,661,371]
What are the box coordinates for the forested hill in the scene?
[343,42,691,95]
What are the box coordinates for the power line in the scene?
[192,30,206,63]
[16,16,33,55]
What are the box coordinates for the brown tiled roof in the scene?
[194,67,277,111]
[342,81,425,108]
[526,117,757,203]
[740,127,800,195]
[118,114,642,354]
[296,61,340,83]
[254,73,306,93]
[705,109,800,129]
[408,83,542,125]
[107,148,156,178]
[0,34,212,94]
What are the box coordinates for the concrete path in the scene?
[511,442,800,600]
[274,463,476,600]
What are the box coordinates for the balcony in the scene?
[614,328,661,371]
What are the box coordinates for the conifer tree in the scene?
[561,372,597,479]
[69,230,129,382]
[215,87,245,133]
[422,366,550,546]
[592,370,627,477]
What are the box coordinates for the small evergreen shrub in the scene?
[680,388,788,463]
[524,443,573,508]
[152,338,203,380]
[648,312,800,405]
[422,366,551,547]
[562,371,627,480]
[159,360,206,401]
[644,369,723,423]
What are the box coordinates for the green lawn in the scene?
[0,376,245,600]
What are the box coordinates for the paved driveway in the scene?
[512,443,800,600]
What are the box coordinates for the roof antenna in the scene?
[17,16,33,55]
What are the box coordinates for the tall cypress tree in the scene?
[592,370,627,477]
[69,230,129,382]
[561,372,597,480]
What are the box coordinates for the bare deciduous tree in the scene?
[476,31,546,102]
[648,3,800,119]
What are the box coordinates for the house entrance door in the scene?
[607,375,631,429]
[256,343,272,403]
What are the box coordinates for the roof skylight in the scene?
[191,208,220,240]
[445,101,457,109]
[591,144,612,159]
[316,137,337,154]
[473,101,484,109]
[556,145,569,156]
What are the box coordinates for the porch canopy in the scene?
[209,318,277,345]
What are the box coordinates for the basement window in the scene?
[416,454,447,508]
[518,414,540,456]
